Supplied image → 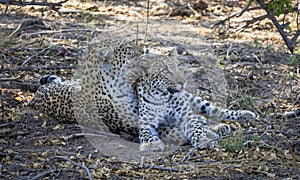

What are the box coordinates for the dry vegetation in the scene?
[0,0,299,179]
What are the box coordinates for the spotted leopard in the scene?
[28,38,255,151]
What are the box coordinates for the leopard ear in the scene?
[125,58,151,85]
[134,58,152,73]
[169,46,190,57]
[40,75,61,85]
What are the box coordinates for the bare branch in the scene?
[30,169,57,180]
[63,132,120,141]
[0,0,68,9]
[142,164,185,173]
[213,0,261,27]
[236,14,269,33]
[1,65,77,72]
[20,21,130,38]
[50,156,92,180]
[256,0,295,53]
[270,109,300,118]
[0,0,9,20]
[181,135,230,162]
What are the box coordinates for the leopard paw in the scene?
[209,123,232,136]
[139,140,165,152]
[190,136,215,150]
[237,110,256,122]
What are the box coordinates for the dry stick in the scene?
[20,21,130,38]
[292,94,300,106]
[297,0,300,29]
[236,14,269,33]
[0,77,21,81]
[1,65,77,72]
[270,109,300,118]
[0,123,15,128]
[291,29,300,45]
[63,132,120,141]
[21,45,54,66]
[247,129,300,137]
[220,165,242,172]
[213,0,261,27]
[142,164,184,173]
[187,2,200,17]
[243,125,270,146]
[0,0,67,7]
[226,43,233,60]
[286,141,300,177]
[0,82,40,92]
[0,0,9,19]
[238,0,257,17]
[50,156,92,180]
[180,135,230,163]
[30,169,57,180]
[144,0,149,44]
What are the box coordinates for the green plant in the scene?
[289,54,298,66]
[216,57,224,68]
[223,156,231,164]
[220,132,245,153]
[253,38,262,49]
[237,95,257,110]
[265,44,274,51]
[266,0,293,17]
[83,11,95,24]
[252,132,259,141]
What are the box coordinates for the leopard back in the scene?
[78,39,144,133]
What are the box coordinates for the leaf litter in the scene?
[0,0,299,179]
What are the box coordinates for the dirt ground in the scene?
[0,0,300,179]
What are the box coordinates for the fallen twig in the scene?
[187,2,200,18]
[0,82,40,92]
[246,129,300,138]
[63,132,120,141]
[270,109,300,118]
[20,21,131,38]
[0,123,15,128]
[20,45,54,66]
[0,0,68,10]
[0,0,9,19]
[213,0,261,27]
[236,14,269,33]
[30,169,58,180]
[243,125,270,146]
[226,43,233,60]
[50,156,92,180]
[220,164,242,172]
[181,135,230,162]
[142,164,184,173]
[286,141,300,176]
[0,77,21,81]
[1,65,77,72]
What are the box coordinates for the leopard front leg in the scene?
[162,93,218,149]
[137,94,167,152]
[185,93,256,122]
[139,126,165,151]
[182,114,218,149]
[138,111,165,151]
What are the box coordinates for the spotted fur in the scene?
[28,39,256,151]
